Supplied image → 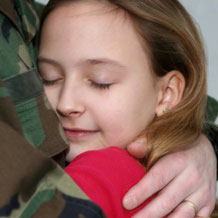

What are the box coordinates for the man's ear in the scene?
[156,70,185,117]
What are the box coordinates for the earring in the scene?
[163,108,169,113]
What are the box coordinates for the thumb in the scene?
[127,137,148,159]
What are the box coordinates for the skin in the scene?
[39,2,164,161]
[39,1,217,217]
[125,135,216,218]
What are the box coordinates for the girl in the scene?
[38,0,214,217]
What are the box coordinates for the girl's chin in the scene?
[65,142,109,162]
[65,147,75,162]
[65,146,88,162]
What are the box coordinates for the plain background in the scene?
[36,0,218,194]
[180,0,218,126]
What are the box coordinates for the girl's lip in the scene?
[63,128,99,140]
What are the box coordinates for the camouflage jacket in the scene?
[0,0,106,217]
[205,96,218,178]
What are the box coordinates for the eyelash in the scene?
[41,78,112,90]
[90,81,111,90]
[41,79,58,86]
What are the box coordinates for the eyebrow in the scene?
[37,57,60,68]
[37,57,127,71]
[86,58,127,70]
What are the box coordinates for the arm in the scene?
[0,1,106,217]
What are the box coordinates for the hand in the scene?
[123,135,217,218]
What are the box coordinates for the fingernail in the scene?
[132,137,147,146]
[138,137,147,143]
[123,195,138,210]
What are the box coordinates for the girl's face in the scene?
[38,1,163,161]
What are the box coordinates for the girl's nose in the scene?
[56,84,85,118]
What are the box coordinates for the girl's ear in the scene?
[155,70,185,117]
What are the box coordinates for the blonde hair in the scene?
[41,0,207,169]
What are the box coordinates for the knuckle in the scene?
[187,171,202,187]
[169,202,195,218]
[159,195,176,212]
[192,169,202,181]
[150,168,168,188]
[174,153,186,166]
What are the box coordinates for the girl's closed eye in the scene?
[87,70,118,90]
[41,78,58,86]
[39,69,63,86]
[89,80,112,90]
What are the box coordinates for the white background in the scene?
[180,0,218,126]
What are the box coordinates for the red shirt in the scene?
[65,147,155,218]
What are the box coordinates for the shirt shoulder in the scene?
[65,147,154,218]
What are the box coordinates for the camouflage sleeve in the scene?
[206,96,218,124]
[205,96,218,179]
[0,0,106,217]
[0,98,105,218]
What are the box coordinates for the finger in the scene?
[131,168,200,218]
[126,137,147,158]
[123,154,183,210]
[197,193,217,216]
[168,195,201,218]
[167,200,197,218]
[197,208,214,218]
[167,186,215,218]
[196,193,216,217]
[167,203,213,218]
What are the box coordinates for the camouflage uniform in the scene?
[205,96,218,179]
[0,0,106,217]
